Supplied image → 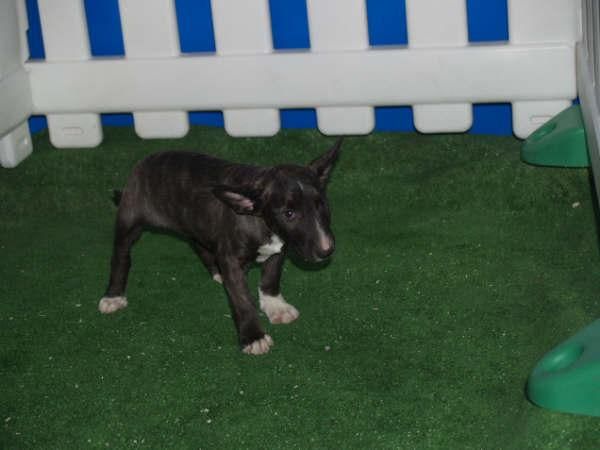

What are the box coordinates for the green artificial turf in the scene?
[2,126,600,449]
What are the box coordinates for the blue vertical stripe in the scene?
[83,0,125,56]
[175,0,216,53]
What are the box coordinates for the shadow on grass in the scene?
[140,227,332,275]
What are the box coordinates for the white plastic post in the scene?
[37,0,103,148]
[119,0,189,139]
[508,0,580,138]
[406,0,472,133]
[211,0,279,137]
[578,1,600,197]
[0,0,33,168]
[306,0,374,135]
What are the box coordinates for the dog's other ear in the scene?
[308,137,342,187]
[212,186,262,215]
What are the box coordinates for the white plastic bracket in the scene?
[0,122,32,168]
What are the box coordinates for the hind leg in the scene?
[192,243,222,284]
[99,219,143,314]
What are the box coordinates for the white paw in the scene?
[212,273,223,284]
[98,296,128,314]
[258,289,300,324]
[243,334,273,355]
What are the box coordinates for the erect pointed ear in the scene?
[308,137,342,187]
[212,186,262,215]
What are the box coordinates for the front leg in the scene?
[259,253,299,324]
[219,256,273,355]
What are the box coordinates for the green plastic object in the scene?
[521,104,589,168]
[527,319,600,416]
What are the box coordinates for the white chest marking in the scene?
[256,234,284,262]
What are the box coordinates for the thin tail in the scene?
[112,190,123,206]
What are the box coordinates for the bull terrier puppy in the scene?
[99,139,341,355]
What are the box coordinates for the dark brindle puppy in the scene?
[99,139,341,355]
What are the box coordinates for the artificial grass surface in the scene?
[2,126,600,448]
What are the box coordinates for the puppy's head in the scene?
[213,138,341,262]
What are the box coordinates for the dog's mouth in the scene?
[290,247,334,264]
[311,250,335,263]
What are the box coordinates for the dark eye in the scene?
[283,209,296,220]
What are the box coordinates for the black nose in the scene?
[316,241,335,259]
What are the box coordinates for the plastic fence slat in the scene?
[508,0,578,138]
[211,0,279,137]
[119,0,189,139]
[406,0,472,133]
[307,0,374,135]
[37,0,102,148]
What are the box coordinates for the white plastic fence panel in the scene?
[0,0,33,168]
[211,0,279,137]
[406,0,472,133]
[509,0,580,139]
[306,0,374,135]
[37,0,102,148]
[119,0,189,139]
